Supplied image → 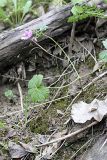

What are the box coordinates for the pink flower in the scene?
[21,30,33,40]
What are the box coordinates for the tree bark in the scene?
[0,4,72,73]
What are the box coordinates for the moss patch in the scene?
[85,56,95,69]
[29,115,49,134]
[29,98,69,134]
[81,84,97,102]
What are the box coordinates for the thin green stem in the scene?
[44,34,80,78]
[49,72,92,89]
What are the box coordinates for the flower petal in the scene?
[21,30,33,40]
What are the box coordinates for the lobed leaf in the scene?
[71,5,83,15]
[28,86,49,102]
[99,50,107,62]
[68,5,104,23]
[28,74,49,102]
[4,89,15,100]
[28,74,43,89]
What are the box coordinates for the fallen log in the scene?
[0,1,106,73]
[0,4,72,73]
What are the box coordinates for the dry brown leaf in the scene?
[35,130,67,159]
[38,134,49,144]
[19,141,37,153]
[6,128,16,138]
[35,141,58,159]
[0,156,4,160]
[71,98,107,123]
[8,141,27,159]
[42,146,53,159]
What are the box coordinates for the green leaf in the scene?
[68,5,104,23]
[104,0,107,3]
[51,0,63,6]
[12,0,17,12]
[99,50,107,62]
[0,0,7,7]
[0,8,7,20]
[4,89,15,100]
[17,0,26,10]
[0,121,6,129]
[102,39,107,49]
[28,86,49,102]
[68,14,88,22]
[28,75,43,89]
[71,6,83,15]
[23,0,32,16]
[28,74,49,102]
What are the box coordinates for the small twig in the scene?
[69,138,93,160]
[69,22,76,56]
[31,38,64,61]
[0,94,71,118]
[100,138,107,151]
[17,82,24,112]
[50,63,72,87]
[44,34,80,77]
[76,40,97,63]
[35,121,98,147]
[51,140,66,158]
[47,80,65,109]
[1,69,73,82]
[69,23,84,91]
[49,72,91,89]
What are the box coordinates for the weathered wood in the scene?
[0,4,72,73]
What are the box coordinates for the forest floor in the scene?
[1,16,107,160]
